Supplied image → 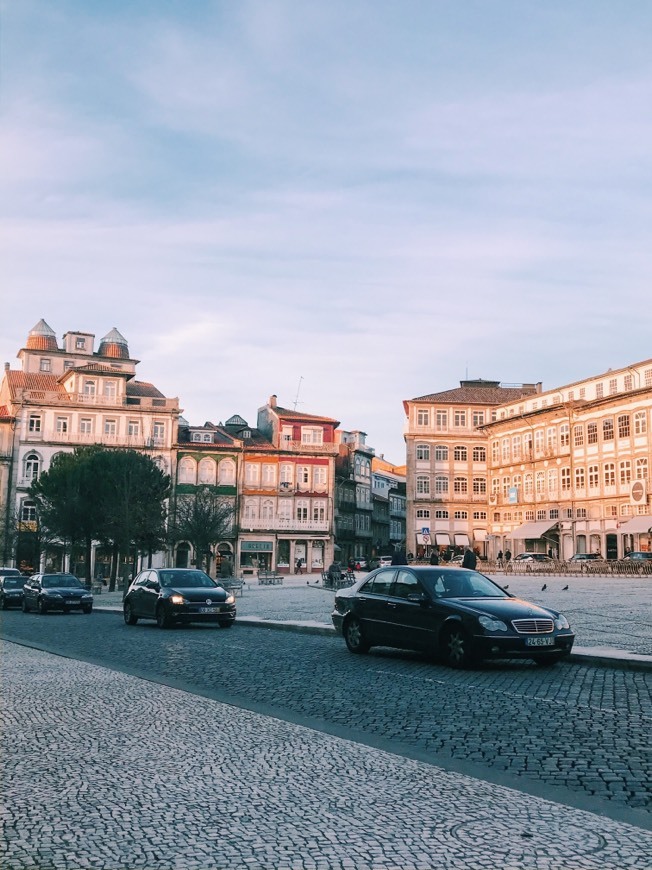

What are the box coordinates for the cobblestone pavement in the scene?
[2,641,652,870]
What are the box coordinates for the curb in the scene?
[95,606,652,671]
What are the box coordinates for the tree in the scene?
[170,487,235,573]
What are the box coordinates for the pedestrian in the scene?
[391,550,408,566]
[326,561,342,588]
[429,550,439,565]
[295,557,303,575]
[462,546,477,570]
[504,548,512,563]
[497,549,503,564]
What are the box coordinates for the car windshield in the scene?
[43,575,82,589]
[3,578,23,588]
[419,569,508,599]
[158,570,217,589]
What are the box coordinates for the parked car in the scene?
[123,568,236,629]
[378,556,393,567]
[513,553,553,563]
[0,568,25,609]
[332,565,574,668]
[22,573,93,614]
[568,553,602,562]
[449,554,464,566]
[623,552,652,561]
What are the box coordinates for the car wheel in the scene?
[22,598,30,613]
[123,602,138,625]
[344,616,370,654]
[1,597,7,610]
[217,620,233,629]
[156,604,173,629]
[441,625,474,668]
[83,605,93,614]
[38,598,48,615]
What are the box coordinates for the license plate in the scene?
[199,606,220,614]
[65,599,78,605]
[526,636,554,647]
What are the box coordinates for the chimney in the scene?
[269,394,277,409]
[4,362,9,371]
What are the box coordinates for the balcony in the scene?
[33,430,167,448]
[240,518,331,532]
[279,440,338,455]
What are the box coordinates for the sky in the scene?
[1,1,651,463]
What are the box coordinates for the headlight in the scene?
[478,615,508,632]
[169,594,185,605]
[44,591,61,597]
[555,615,570,630]
[225,594,235,605]
[82,594,93,600]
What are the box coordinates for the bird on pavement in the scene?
[541,584,547,591]
[503,584,509,590]
[562,585,569,591]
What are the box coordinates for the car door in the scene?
[25,576,39,608]
[355,569,397,644]
[128,571,152,617]
[141,572,162,618]
[386,569,434,650]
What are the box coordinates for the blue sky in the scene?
[2,1,650,462]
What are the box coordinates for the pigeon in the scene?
[541,584,547,591]
[503,584,509,590]
[562,585,569,591]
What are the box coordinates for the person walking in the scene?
[462,546,477,570]
[295,557,303,575]
[504,548,512,563]
[429,550,439,565]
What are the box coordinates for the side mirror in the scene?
[407,592,429,606]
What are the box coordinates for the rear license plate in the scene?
[526,636,554,647]
[199,606,219,614]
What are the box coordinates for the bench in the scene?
[322,571,355,591]
[257,570,284,585]
[220,577,245,597]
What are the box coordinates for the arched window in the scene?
[434,445,448,461]
[23,452,41,482]
[434,475,448,494]
[473,446,486,462]
[260,498,274,520]
[416,444,430,461]
[198,457,216,485]
[454,446,467,461]
[243,498,259,520]
[178,457,196,484]
[218,458,236,485]
[416,475,430,495]
[453,477,467,494]
[472,478,486,494]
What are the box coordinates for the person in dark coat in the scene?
[462,547,477,570]
[429,550,439,565]
[391,550,408,566]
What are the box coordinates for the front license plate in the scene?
[526,636,554,647]
[65,599,78,605]
[199,606,220,614]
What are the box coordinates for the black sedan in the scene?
[22,573,93,614]
[123,568,236,629]
[0,570,25,609]
[331,566,575,668]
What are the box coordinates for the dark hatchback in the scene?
[123,568,236,629]
[332,566,575,668]
[0,569,25,609]
[22,573,93,614]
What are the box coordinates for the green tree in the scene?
[170,487,235,573]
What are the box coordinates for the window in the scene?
[279,464,293,485]
[243,499,259,521]
[296,500,309,522]
[416,444,430,461]
[28,415,42,433]
[104,381,117,400]
[83,379,96,397]
[549,509,559,520]
[536,471,545,493]
[602,419,614,441]
[76,337,86,349]
[39,358,51,372]
[453,477,467,494]
[128,420,140,437]
[198,458,216,485]
[64,360,74,370]
[417,409,430,426]
[587,422,598,444]
[434,475,448,494]
[454,446,467,461]
[454,410,467,428]
[192,433,202,442]
[524,433,533,457]
[524,474,533,495]
[536,509,546,521]
[575,468,585,489]
[618,415,630,438]
[21,500,37,522]
[416,508,430,518]
[472,478,486,495]
[262,464,276,486]
[434,445,448,461]
[313,466,327,487]
[547,469,557,493]
[473,446,486,462]
[560,468,571,491]
[619,461,631,485]
[301,427,323,445]
[297,465,310,486]
[56,417,68,434]
[80,418,93,434]
[245,463,260,485]
[534,430,544,455]
[104,419,117,436]
[595,383,603,399]
[492,442,499,463]
[153,422,165,443]
[634,411,647,435]
[588,465,599,488]
[502,438,510,461]
[416,475,430,495]
[454,511,468,519]
[260,499,274,520]
[646,368,652,387]
[434,509,449,519]
[281,426,293,442]
[218,459,236,485]
[624,374,633,391]
[178,458,196,484]
[636,458,648,480]
[435,410,447,429]
[473,511,487,520]
[609,378,617,395]
[573,425,584,447]
[511,436,521,460]
[604,463,616,486]
[313,500,326,522]
[24,452,41,482]
[546,427,557,451]
[472,411,484,427]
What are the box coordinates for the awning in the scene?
[435,533,450,546]
[510,520,558,540]
[619,515,652,534]
[454,533,470,546]
[473,529,487,542]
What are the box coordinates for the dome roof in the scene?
[98,327,129,359]
[26,319,58,351]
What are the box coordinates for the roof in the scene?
[406,383,539,406]
[5,371,68,398]
[126,381,165,398]
[272,405,340,425]
[62,363,133,379]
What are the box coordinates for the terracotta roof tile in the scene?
[126,381,165,398]
[6,371,68,396]
[274,405,340,424]
[408,385,538,405]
